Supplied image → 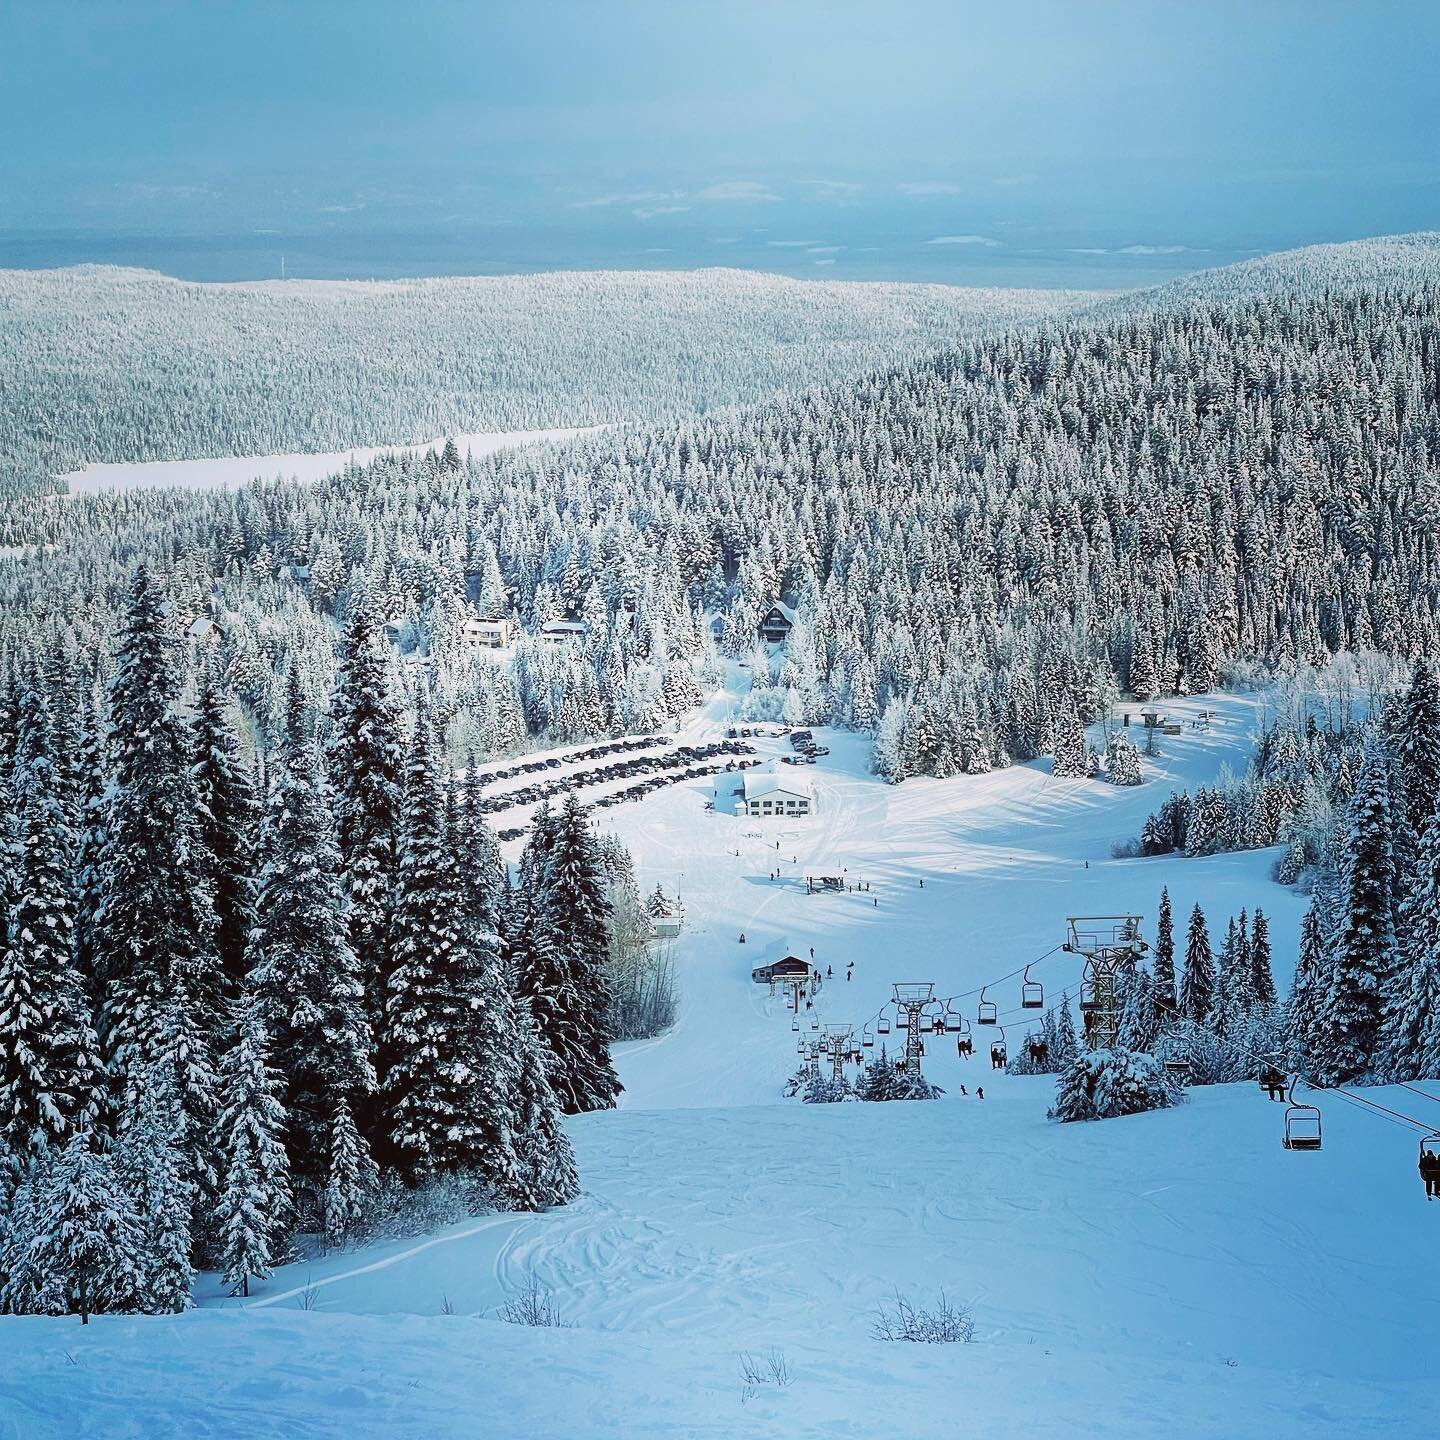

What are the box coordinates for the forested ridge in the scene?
[0,265,1087,499]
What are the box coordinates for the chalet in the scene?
[751,954,812,986]
[460,615,515,648]
[759,602,796,644]
[185,615,220,646]
[734,765,814,818]
[539,619,589,645]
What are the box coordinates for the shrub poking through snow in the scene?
[872,1290,975,1343]
[1049,1047,1182,1122]
[495,1275,572,1328]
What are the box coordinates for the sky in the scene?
[1,0,1438,287]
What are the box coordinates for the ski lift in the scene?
[862,1026,875,1049]
[877,1014,891,1036]
[944,1003,965,1034]
[956,1035,973,1058]
[977,986,998,1026]
[1026,1037,1048,1064]
[791,1016,799,1032]
[809,1016,820,1031]
[990,1040,1008,1068]
[1079,962,1101,1012]
[1283,1078,1323,1152]
[1420,1134,1440,1194]
[1164,1059,1192,1087]
[1021,964,1044,1009]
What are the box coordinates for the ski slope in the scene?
[5,690,1437,1439]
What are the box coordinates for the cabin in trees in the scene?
[539,619,589,645]
[734,766,814,818]
[646,884,684,938]
[759,602,796,644]
[460,615,514,648]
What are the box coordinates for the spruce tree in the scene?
[381,698,495,1177]
[506,997,580,1211]
[1289,891,1330,1070]
[1393,659,1440,840]
[1250,908,1277,1008]
[191,674,257,1001]
[96,569,220,1120]
[1315,741,1396,1083]
[117,1062,194,1314]
[0,683,103,1158]
[1376,809,1440,1081]
[1180,903,1215,1027]
[249,676,373,1165]
[1152,887,1177,1017]
[323,1096,378,1249]
[215,997,292,1297]
[327,604,404,1031]
[31,1132,146,1323]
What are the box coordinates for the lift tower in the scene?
[1063,916,1148,1050]
[891,982,936,1079]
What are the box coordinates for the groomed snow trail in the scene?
[6,690,1437,1439]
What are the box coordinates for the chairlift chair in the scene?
[809,1016,820,1031]
[1021,965,1044,1009]
[990,1042,1008,1068]
[877,1015,891,1036]
[1282,1079,1322,1151]
[977,986,998,1026]
[944,1003,964,1034]
[1079,963,1101,1012]
[790,1017,799,1032]
[862,1027,875,1049]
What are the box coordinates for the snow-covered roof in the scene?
[540,618,588,634]
[763,602,796,625]
[742,765,814,801]
[186,615,218,639]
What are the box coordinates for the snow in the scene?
[6,688,1438,1438]
[55,427,605,496]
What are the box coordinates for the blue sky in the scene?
[2,0,1438,285]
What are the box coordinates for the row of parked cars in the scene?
[492,746,764,842]
[725,725,790,740]
[478,739,757,818]
[476,734,672,786]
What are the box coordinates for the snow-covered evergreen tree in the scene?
[1050,1048,1180,1122]
[506,997,580,1211]
[1180,903,1215,1027]
[323,1095,378,1250]
[1152,887,1177,1017]
[1314,740,1397,1083]
[1376,808,1440,1080]
[248,672,373,1166]
[215,997,292,1297]
[1104,729,1144,786]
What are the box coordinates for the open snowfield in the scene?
[4,690,1437,1438]
[55,427,604,496]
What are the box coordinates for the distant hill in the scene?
[0,265,1094,498]
[1089,232,1440,313]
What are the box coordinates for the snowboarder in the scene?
[738,932,746,944]
[826,965,832,978]
[919,878,924,889]
[873,897,878,908]
[958,1084,968,1096]
[846,969,852,981]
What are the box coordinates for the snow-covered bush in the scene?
[853,1050,944,1102]
[1049,1048,1182,1122]
[1154,1009,1290,1088]
[872,1290,976,1343]
[785,1067,855,1103]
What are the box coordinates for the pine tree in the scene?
[516,793,622,1115]
[1053,992,1080,1063]
[248,676,373,1167]
[1152,887,1177,1016]
[506,998,580,1211]
[191,675,257,1001]
[215,998,292,1297]
[1050,698,1091,779]
[117,1062,194,1314]
[1393,659,1440,840]
[327,604,404,1031]
[1376,809,1440,1081]
[323,1095,378,1249]
[1289,890,1330,1069]
[1104,729,1144,786]
[1180,903,1215,1026]
[30,1132,146,1322]
[96,570,220,1121]
[1250,908,1277,1008]
[381,697,496,1177]
[0,683,104,1158]
[1315,740,1396,1083]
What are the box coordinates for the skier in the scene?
[976,1087,985,1101]
[846,969,852,981]
[919,878,924,889]
[738,932,746,944]
[826,965,832,978]
[958,1084,968,1096]
[873,897,878,908]
[809,946,815,959]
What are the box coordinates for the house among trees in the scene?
[539,618,589,645]
[460,615,514,648]
[734,765,814,818]
[759,602,795,644]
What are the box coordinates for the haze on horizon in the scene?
[2,0,1437,288]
